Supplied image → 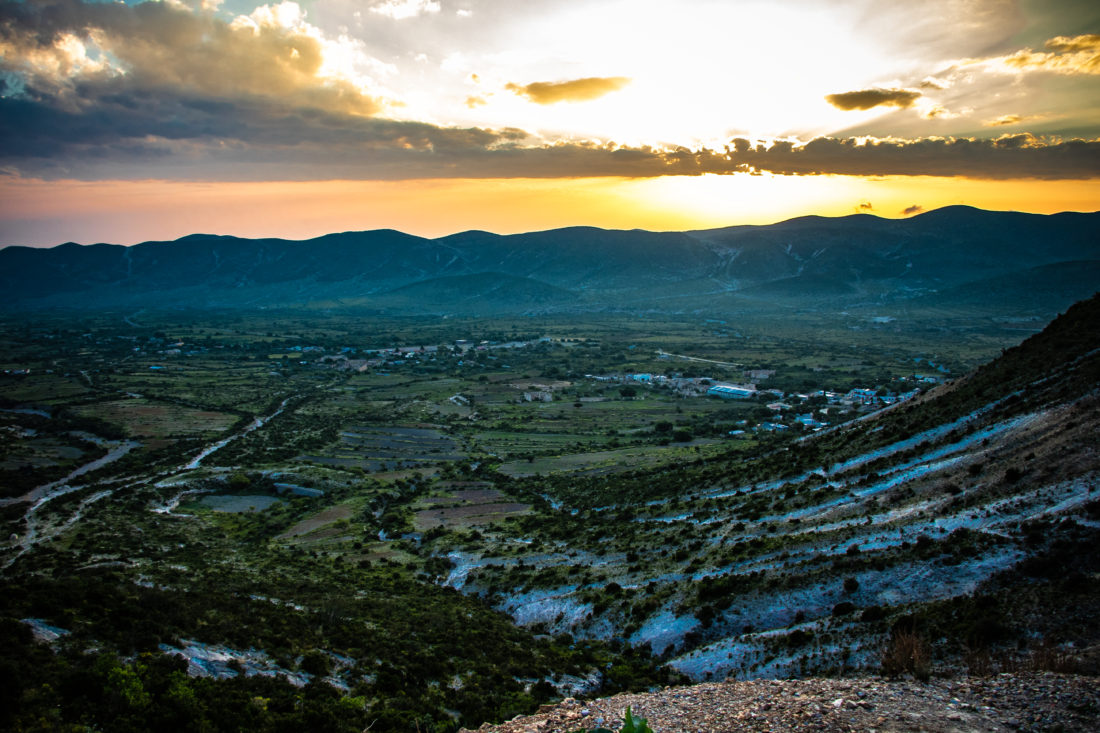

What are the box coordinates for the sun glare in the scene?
[416,1,889,144]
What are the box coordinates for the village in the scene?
[577,369,931,435]
[75,329,942,439]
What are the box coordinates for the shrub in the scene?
[881,630,932,681]
[860,605,886,623]
[1025,638,1078,674]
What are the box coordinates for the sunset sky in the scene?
[1,0,1098,246]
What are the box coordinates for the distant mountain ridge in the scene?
[2,206,1097,314]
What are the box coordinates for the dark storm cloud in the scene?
[825,88,922,111]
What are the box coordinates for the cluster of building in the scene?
[587,369,927,434]
[588,372,738,398]
[314,337,558,372]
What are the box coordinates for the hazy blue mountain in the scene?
[2,206,1096,315]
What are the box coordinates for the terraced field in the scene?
[414,484,531,529]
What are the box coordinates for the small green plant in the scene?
[621,707,654,733]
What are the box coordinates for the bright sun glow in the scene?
[416,1,890,144]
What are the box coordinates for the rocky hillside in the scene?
[438,293,1100,684]
[467,673,1100,732]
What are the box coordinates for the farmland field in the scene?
[72,398,238,439]
[414,485,531,529]
[299,425,467,471]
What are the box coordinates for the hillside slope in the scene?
[439,293,1100,682]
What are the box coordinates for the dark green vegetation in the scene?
[1,284,1098,730]
[2,207,1097,318]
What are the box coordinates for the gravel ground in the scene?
[463,673,1100,732]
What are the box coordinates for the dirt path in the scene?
[655,350,742,369]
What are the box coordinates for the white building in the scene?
[708,383,757,399]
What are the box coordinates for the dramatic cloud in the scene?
[0,0,388,116]
[505,77,631,105]
[903,204,925,215]
[3,89,1096,183]
[825,88,922,111]
[999,34,1100,75]
[0,2,1096,184]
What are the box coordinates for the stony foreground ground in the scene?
[464,673,1100,732]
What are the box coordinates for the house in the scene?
[846,388,878,405]
[795,414,827,429]
[524,391,553,402]
[745,369,776,380]
[758,422,789,432]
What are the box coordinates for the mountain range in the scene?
[2,206,1097,315]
